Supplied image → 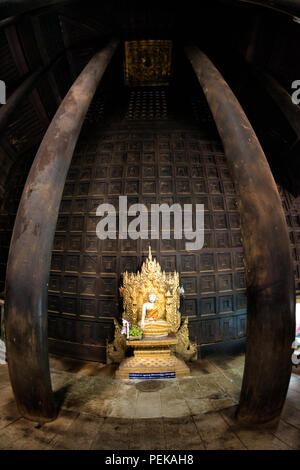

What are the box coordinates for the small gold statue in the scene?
[106,318,126,364]
[141,293,169,337]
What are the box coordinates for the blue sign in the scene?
[129,372,175,379]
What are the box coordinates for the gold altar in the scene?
[115,334,189,379]
[115,247,190,379]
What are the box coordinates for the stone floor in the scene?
[0,352,300,449]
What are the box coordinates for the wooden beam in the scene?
[185,44,295,424]
[0,0,74,20]
[236,0,300,17]
[1,0,300,22]
[249,65,300,138]
[5,23,49,126]
[218,0,300,18]
[0,66,44,134]
[5,38,119,423]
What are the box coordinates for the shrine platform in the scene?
[115,333,190,379]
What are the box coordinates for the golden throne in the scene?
[115,247,190,379]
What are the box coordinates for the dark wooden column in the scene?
[5,38,119,423]
[185,45,295,424]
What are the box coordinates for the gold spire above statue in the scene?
[120,245,181,336]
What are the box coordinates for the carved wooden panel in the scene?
[125,89,168,120]
[124,40,173,87]
[0,123,299,360]
[278,187,300,293]
[48,124,247,359]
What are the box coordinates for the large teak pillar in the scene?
[185,45,295,424]
[5,38,119,423]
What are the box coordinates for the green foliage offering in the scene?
[129,324,143,337]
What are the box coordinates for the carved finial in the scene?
[148,245,152,261]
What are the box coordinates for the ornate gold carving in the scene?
[173,317,198,362]
[124,40,173,87]
[115,354,190,379]
[115,247,192,378]
[121,246,181,333]
[106,318,126,364]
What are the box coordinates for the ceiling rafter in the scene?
[5,23,49,125]
[29,10,65,104]
[58,14,100,80]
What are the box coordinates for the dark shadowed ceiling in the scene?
[0,0,300,200]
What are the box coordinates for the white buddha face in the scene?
[148,294,156,303]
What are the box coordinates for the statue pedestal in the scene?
[115,333,190,379]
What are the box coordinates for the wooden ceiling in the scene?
[0,0,300,200]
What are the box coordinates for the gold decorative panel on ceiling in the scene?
[124,40,173,87]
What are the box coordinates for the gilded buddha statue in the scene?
[141,293,168,337]
[120,246,181,338]
[115,246,192,379]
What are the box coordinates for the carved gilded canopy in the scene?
[120,246,181,333]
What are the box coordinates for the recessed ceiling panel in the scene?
[124,40,173,87]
